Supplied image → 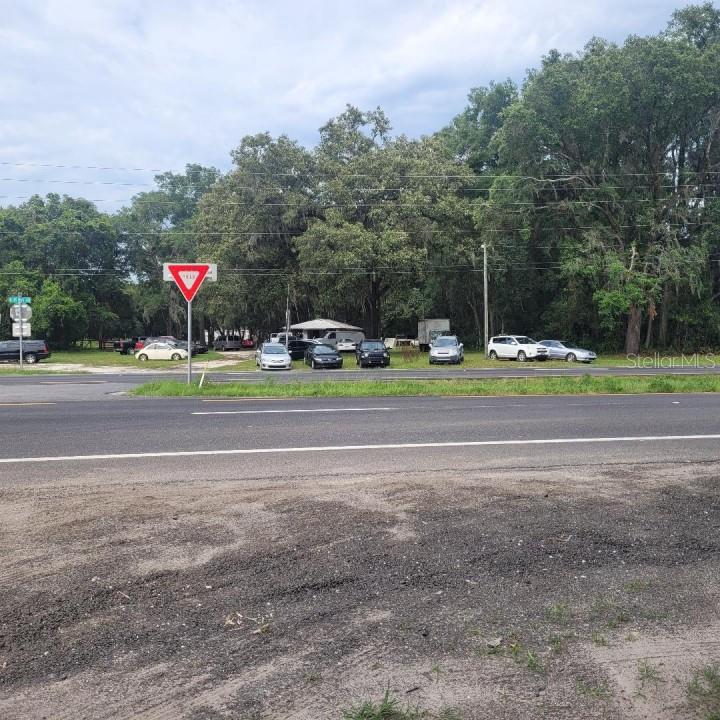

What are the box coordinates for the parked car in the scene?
[213,335,244,351]
[241,337,255,349]
[487,335,548,362]
[305,343,343,369]
[356,340,390,367]
[135,342,188,361]
[256,343,292,370]
[337,337,361,352]
[538,340,597,363]
[320,330,365,348]
[429,335,464,365]
[113,337,139,355]
[173,340,199,356]
[0,339,51,364]
[286,338,315,360]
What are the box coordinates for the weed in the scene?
[304,670,321,683]
[591,632,608,646]
[687,664,720,716]
[437,709,462,720]
[525,650,545,674]
[637,659,664,688]
[342,690,428,720]
[577,680,612,700]
[430,664,443,682]
[545,602,572,624]
[624,579,652,593]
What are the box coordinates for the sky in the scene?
[0,0,693,211]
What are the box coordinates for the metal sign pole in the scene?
[18,300,24,371]
[187,299,192,384]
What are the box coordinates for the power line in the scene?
[3,159,720,179]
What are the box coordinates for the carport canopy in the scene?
[290,318,362,331]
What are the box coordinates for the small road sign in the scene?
[8,296,31,304]
[12,322,31,337]
[163,263,217,302]
[9,304,32,321]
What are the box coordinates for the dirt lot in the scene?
[2,461,720,719]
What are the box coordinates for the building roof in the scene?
[289,318,362,331]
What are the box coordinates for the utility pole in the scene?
[482,243,489,357]
[285,278,290,349]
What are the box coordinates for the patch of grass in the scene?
[590,598,631,628]
[525,649,545,674]
[624,579,653,593]
[591,632,608,647]
[342,691,427,720]
[544,602,572,624]
[577,680,612,701]
[131,373,720,399]
[437,710,462,720]
[688,664,720,718]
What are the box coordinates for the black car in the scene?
[0,339,51,364]
[287,338,315,360]
[356,339,390,367]
[304,343,343,369]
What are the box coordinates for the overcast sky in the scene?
[0,0,690,210]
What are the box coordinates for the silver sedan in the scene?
[538,340,597,363]
[255,343,293,370]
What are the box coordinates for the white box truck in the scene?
[417,319,450,351]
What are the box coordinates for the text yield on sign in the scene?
[163,263,217,302]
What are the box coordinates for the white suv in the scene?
[487,335,548,362]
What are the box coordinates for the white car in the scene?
[487,335,548,362]
[256,343,292,370]
[336,337,359,352]
[135,342,188,361]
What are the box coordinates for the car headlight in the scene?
[361,352,368,358]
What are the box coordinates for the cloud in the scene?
[0,0,682,210]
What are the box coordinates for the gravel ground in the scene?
[1,461,720,719]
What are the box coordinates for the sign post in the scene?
[163,263,217,383]
[8,297,31,370]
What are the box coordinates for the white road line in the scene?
[2,434,720,464]
[192,407,397,416]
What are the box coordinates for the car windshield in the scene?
[315,345,334,354]
[264,345,287,354]
[434,337,457,347]
[514,337,534,344]
[362,342,385,351]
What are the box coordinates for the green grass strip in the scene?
[132,374,720,398]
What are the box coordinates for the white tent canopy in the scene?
[290,318,362,331]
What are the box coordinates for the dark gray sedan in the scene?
[538,340,597,363]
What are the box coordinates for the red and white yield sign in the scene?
[163,263,217,301]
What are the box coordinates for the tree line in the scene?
[2,3,720,353]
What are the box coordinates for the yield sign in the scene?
[164,263,211,302]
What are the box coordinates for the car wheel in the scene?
[138,354,148,362]
[517,350,527,362]
[566,353,577,363]
[311,359,316,369]
[24,353,38,364]
[489,350,498,360]
[171,353,182,360]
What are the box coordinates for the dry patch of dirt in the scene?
[1,462,720,719]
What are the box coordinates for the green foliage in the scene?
[33,279,88,348]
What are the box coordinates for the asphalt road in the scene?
[1,393,719,481]
[1,360,720,402]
